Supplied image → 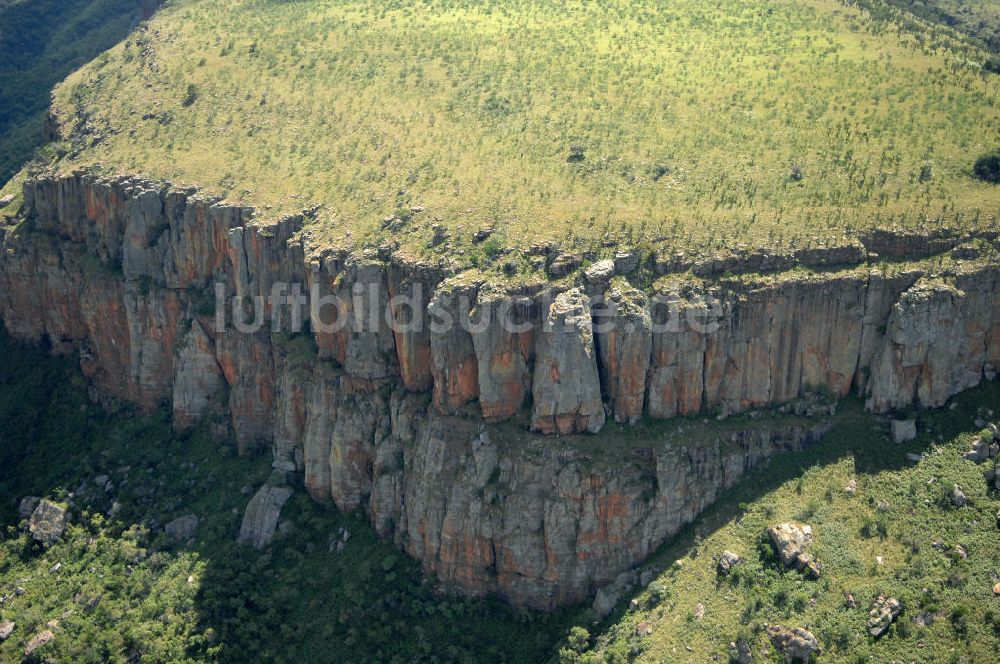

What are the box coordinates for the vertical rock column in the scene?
[531,289,605,434]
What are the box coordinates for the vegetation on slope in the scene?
[0,0,154,184]
[576,388,1000,663]
[0,330,583,663]
[45,0,999,263]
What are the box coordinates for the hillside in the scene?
[0,0,154,183]
[37,0,1000,268]
[579,384,1000,663]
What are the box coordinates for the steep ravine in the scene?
[0,172,998,609]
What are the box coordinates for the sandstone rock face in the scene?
[238,485,293,548]
[29,500,67,545]
[2,172,999,609]
[531,289,605,434]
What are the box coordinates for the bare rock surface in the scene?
[238,485,293,548]
[29,499,67,545]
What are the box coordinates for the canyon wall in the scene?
[1,172,998,608]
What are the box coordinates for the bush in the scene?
[973,150,1000,184]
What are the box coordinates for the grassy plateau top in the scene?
[40,0,1000,263]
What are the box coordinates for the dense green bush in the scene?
[973,150,1000,183]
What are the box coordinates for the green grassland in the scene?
[44,0,999,264]
[577,389,1000,663]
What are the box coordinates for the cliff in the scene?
[1,172,998,609]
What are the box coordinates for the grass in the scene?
[579,383,1000,663]
[42,0,999,268]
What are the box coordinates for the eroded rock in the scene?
[890,419,916,443]
[238,485,293,548]
[717,550,743,575]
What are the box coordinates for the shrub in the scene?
[973,150,1000,184]
[182,83,199,107]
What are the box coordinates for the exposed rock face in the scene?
[2,172,999,609]
[164,514,199,541]
[24,629,55,659]
[29,500,67,545]
[890,419,916,443]
[531,289,605,434]
[238,485,293,548]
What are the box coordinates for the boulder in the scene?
[238,485,293,548]
[583,259,615,285]
[949,484,967,507]
[867,595,902,637]
[547,252,581,277]
[767,523,820,577]
[768,625,820,663]
[0,194,14,208]
[24,629,55,659]
[18,496,41,521]
[613,249,640,274]
[890,419,916,443]
[164,514,199,541]
[29,500,67,545]
[717,550,743,575]
[0,620,14,641]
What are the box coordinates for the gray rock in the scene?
[531,289,605,434]
[613,249,639,274]
[962,436,993,462]
[768,625,820,663]
[867,595,902,637]
[717,550,743,575]
[891,419,916,443]
[238,485,293,548]
[949,484,967,507]
[0,620,14,641]
[0,194,14,208]
[767,523,819,577]
[18,496,41,521]
[164,514,199,541]
[29,500,67,545]
[583,259,615,284]
[547,252,581,277]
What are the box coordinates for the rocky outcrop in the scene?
[768,625,821,663]
[1,172,999,609]
[28,499,67,545]
[531,289,605,434]
[238,485,293,548]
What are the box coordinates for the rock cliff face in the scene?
[1,172,998,608]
